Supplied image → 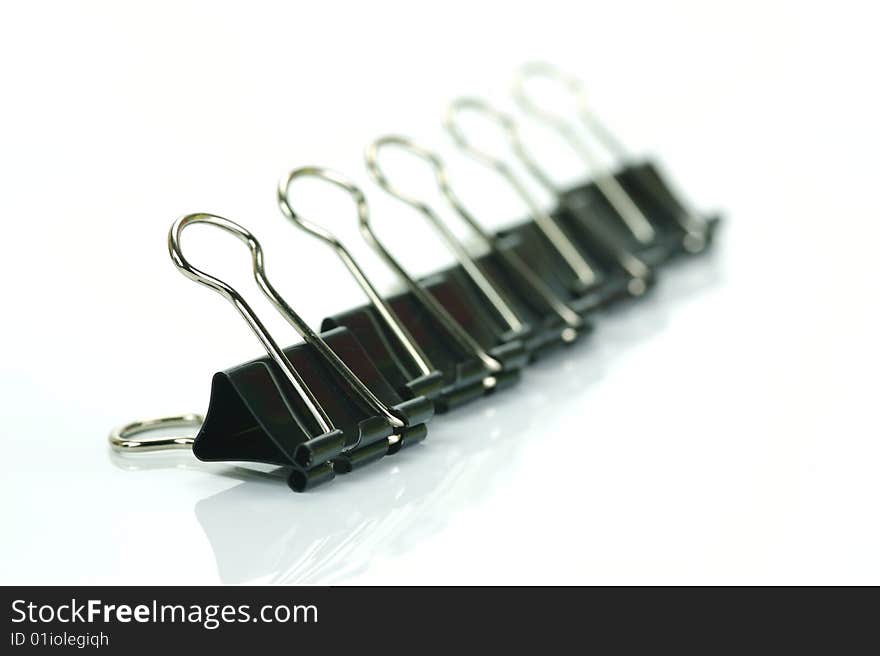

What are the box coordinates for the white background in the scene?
[1,1,878,585]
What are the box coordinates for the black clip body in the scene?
[423,260,585,360]
[318,303,446,404]
[493,217,643,313]
[194,326,433,492]
[607,160,721,254]
[417,269,534,363]
[324,285,526,413]
[558,161,720,267]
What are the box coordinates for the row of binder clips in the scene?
[110,63,720,493]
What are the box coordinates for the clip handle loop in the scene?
[366,136,526,335]
[357,144,503,375]
[444,99,598,288]
[369,137,582,331]
[170,213,406,431]
[515,63,710,241]
[510,65,657,244]
[169,213,336,435]
[513,61,630,162]
[108,414,203,453]
[277,166,435,378]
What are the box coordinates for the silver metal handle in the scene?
[369,137,583,333]
[365,136,526,336]
[513,61,630,161]
[444,99,598,288]
[511,63,658,244]
[516,62,707,246]
[169,213,336,434]
[277,165,435,377]
[359,142,502,375]
[169,213,406,435]
[108,414,203,453]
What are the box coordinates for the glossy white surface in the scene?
[1,1,878,585]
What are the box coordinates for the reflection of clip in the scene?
[513,62,719,256]
[445,98,652,299]
[109,213,434,493]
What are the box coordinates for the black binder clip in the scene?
[277,166,445,405]
[319,143,527,411]
[109,213,434,492]
[365,136,587,360]
[512,62,720,263]
[444,98,653,307]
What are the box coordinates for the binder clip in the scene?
[512,62,720,263]
[277,166,445,405]
[365,136,588,360]
[314,141,528,411]
[110,213,434,493]
[444,98,653,306]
